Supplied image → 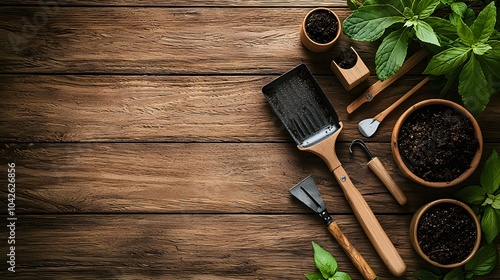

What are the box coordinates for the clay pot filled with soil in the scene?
[392,99,483,188]
[410,199,481,268]
[300,8,341,52]
[331,46,370,91]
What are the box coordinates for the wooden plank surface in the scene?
[1,143,497,214]
[3,214,494,280]
[1,7,382,74]
[1,2,499,279]
[1,75,499,142]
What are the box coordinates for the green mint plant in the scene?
[414,243,499,279]
[343,0,446,80]
[456,149,500,244]
[343,0,500,115]
[423,2,499,115]
[305,242,352,280]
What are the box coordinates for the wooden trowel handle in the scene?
[327,221,377,280]
[333,166,407,276]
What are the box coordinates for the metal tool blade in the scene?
[358,118,380,138]
[262,64,341,148]
[289,176,326,213]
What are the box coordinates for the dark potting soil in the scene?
[398,104,479,182]
[305,10,338,44]
[334,48,358,69]
[417,203,477,264]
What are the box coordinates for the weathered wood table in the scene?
[1,1,499,279]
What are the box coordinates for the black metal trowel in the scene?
[290,176,377,280]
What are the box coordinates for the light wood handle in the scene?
[373,76,429,123]
[299,124,406,275]
[367,157,407,205]
[347,48,428,114]
[333,166,407,276]
[327,221,377,280]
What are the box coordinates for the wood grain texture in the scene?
[1,143,497,214]
[1,7,383,75]
[1,75,498,142]
[0,214,482,280]
[0,0,348,6]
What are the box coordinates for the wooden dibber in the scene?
[350,139,407,205]
[347,48,428,114]
[331,47,370,91]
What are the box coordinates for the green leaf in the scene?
[481,206,500,243]
[480,40,500,79]
[423,47,470,75]
[493,195,500,209]
[443,267,464,280]
[473,43,492,55]
[471,2,497,44]
[414,268,442,280]
[331,271,352,280]
[347,0,359,10]
[403,6,414,18]
[415,0,440,19]
[375,28,410,80]
[451,2,467,17]
[415,20,440,46]
[364,0,409,13]
[342,5,406,41]
[312,242,337,278]
[465,243,499,275]
[423,16,458,38]
[481,149,500,194]
[455,185,487,205]
[459,53,490,116]
[456,15,474,46]
[306,272,326,280]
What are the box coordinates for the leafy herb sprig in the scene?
[343,0,500,115]
[456,149,500,244]
[306,242,352,280]
[424,2,499,115]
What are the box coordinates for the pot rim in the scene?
[391,99,483,188]
[300,7,341,49]
[410,198,482,269]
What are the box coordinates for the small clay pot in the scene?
[410,199,481,268]
[331,46,370,91]
[391,99,483,188]
[300,8,341,53]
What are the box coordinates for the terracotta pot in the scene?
[331,46,370,91]
[410,199,481,269]
[300,8,341,53]
[391,99,483,188]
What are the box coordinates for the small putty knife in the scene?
[350,140,407,205]
[358,77,429,138]
[290,176,377,280]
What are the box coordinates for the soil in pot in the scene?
[398,104,479,182]
[305,9,338,44]
[334,48,357,69]
[417,203,477,265]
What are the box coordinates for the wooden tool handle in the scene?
[367,157,407,205]
[299,124,406,276]
[347,48,428,114]
[333,166,407,276]
[327,221,377,280]
[373,76,429,123]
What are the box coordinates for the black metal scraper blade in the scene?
[262,64,340,148]
[289,176,326,214]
